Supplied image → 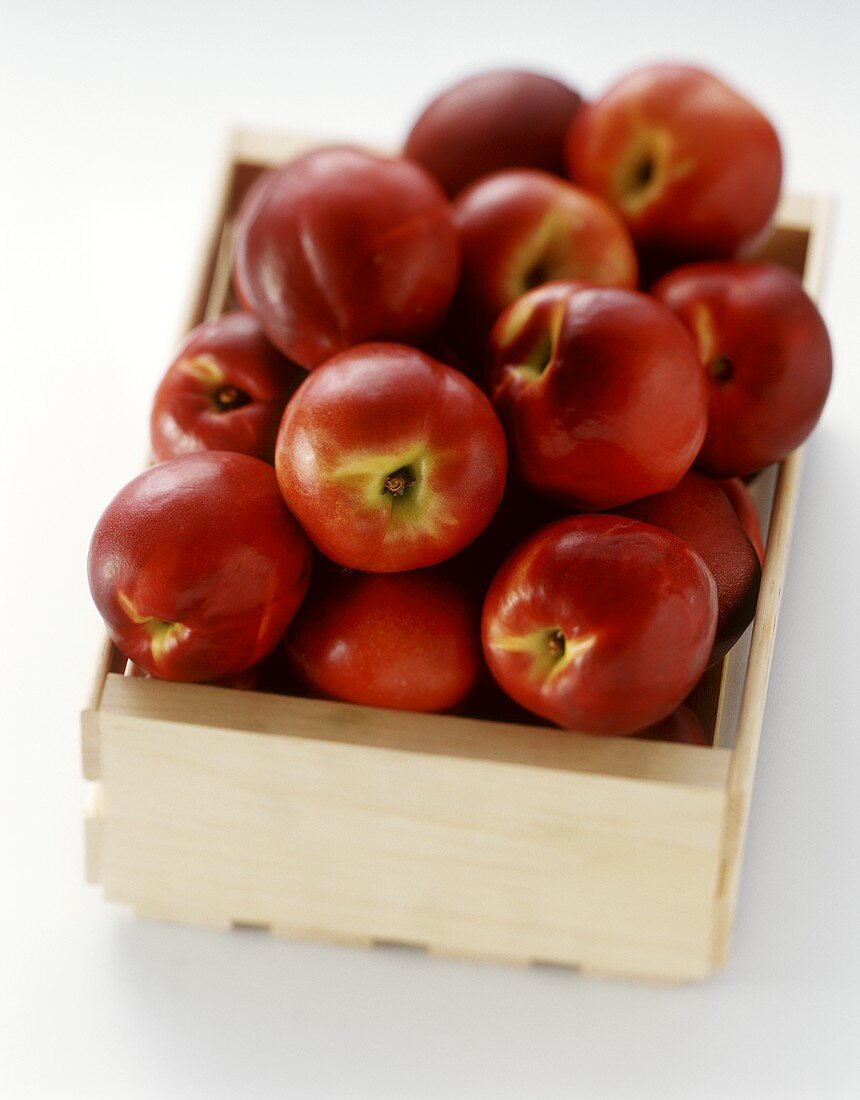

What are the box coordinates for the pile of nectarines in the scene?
[88,62,832,742]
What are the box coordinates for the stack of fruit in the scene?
[88,62,832,743]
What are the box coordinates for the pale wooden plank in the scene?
[272,925,375,949]
[84,782,104,885]
[772,192,817,229]
[228,129,344,168]
[131,901,233,932]
[98,710,726,981]
[99,673,731,789]
[711,196,831,966]
[203,224,236,320]
[81,637,127,780]
[712,448,807,965]
[800,195,832,298]
[81,710,101,782]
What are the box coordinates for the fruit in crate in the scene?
[718,477,765,564]
[482,515,718,734]
[488,281,707,508]
[274,343,507,572]
[150,312,304,463]
[86,59,834,738]
[88,452,312,682]
[232,146,459,369]
[614,472,762,665]
[636,705,708,746]
[652,261,832,477]
[284,564,481,712]
[405,69,582,197]
[451,169,637,336]
[453,474,567,591]
[566,63,782,270]
[129,660,262,691]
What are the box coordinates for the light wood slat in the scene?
[711,194,832,966]
[98,707,727,982]
[84,781,104,884]
[712,448,807,965]
[100,672,730,788]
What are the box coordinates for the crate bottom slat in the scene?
[119,904,709,983]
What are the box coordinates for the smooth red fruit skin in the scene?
[405,69,582,198]
[129,661,261,691]
[615,472,761,666]
[232,146,460,369]
[88,452,312,682]
[284,566,481,712]
[482,515,717,734]
[275,343,507,572]
[652,262,832,477]
[489,281,707,509]
[150,312,305,463]
[566,64,782,266]
[718,477,765,565]
[636,705,708,746]
[453,168,637,322]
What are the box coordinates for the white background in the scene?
[2,1,859,1096]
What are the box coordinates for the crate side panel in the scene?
[99,673,730,788]
[712,195,831,967]
[713,448,807,965]
[99,715,725,981]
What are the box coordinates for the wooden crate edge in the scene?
[711,193,832,968]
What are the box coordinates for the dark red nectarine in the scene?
[233,146,460,368]
[405,69,582,197]
[653,262,832,477]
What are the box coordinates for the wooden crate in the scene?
[81,130,831,983]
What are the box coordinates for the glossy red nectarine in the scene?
[488,281,707,508]
[636,705,708,746]
[653,262,832,477]
[284,565,481,712]
[150,312,304,463]
[482,515,717,734]
[233,146,460,368]
[452,168,637,328]
[566,63,782,268]
[275,343,507,572]
[718,477,765,565]
[88,452,312,682]
[615,472,761,665]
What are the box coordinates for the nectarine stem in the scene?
[213,385,252,412]
[708,356,734,384]
[382,468,416,498]
[524,262,550,291]
[631,155,654,192]
[547,629,565,657]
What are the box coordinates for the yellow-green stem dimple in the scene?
[118,592,190,664]
[328,446,459,546]
[145,619,191,662]
[491,627,596,683]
